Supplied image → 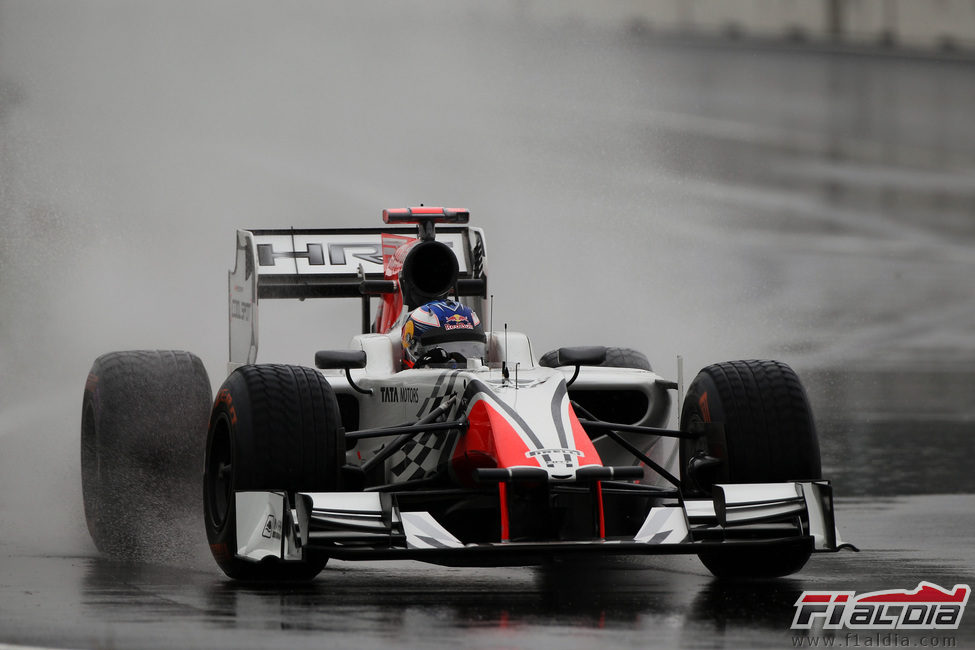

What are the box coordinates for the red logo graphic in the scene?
[444,314,473,330]
[792,582,970,630]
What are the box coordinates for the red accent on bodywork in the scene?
[451,396,605,480]
[452,399,534,476]
[375,233,417,334]
[498,483,510,543]
[383,206,470,223]
[596,481,606,539]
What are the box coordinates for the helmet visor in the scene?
[433,340,487,362]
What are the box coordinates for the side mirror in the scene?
[556,346,607,367]
[556,346,607,387]
[314,350,370,395]
[315,350,367,370]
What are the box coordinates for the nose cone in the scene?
[452,376,603,481]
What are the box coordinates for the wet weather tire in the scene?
[81,350,212,561]
[679,360,821,579]
[204,364,344,581]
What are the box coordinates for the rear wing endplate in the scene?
[229,226,487,366]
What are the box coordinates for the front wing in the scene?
[232,481,847,567]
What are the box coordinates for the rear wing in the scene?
[229,226,488,366]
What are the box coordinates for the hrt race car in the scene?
[80,207,851,580]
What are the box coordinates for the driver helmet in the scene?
[402,300,486,369]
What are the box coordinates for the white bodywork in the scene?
[227,225,677,484]
[221,222,847,569]
[236,480,840,558]
[323,330,677,484]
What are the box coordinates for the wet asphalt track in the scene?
[1,496,974,649]
[2,2,975,649]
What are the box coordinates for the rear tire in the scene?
[679,360,821,579]
[203,364,344,581]
[81,350,212,561]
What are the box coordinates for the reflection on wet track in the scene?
[2,495,974,649]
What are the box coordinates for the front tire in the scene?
[679,360,821,579]
[204,364,344,581]
[81,350,212,561]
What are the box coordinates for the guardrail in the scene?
[521,0,975,54]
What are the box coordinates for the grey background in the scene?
[0,2,973,648]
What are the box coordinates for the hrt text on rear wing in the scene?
[228,224,488,368]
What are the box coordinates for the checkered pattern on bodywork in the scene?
[389,430,453,481]
[389,371,464,482]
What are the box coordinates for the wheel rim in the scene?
[206,416,233,529]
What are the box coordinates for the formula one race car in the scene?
[80,207,851,580]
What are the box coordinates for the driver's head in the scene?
[402,300,486,369]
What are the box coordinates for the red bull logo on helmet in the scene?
[444,314,474,331]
